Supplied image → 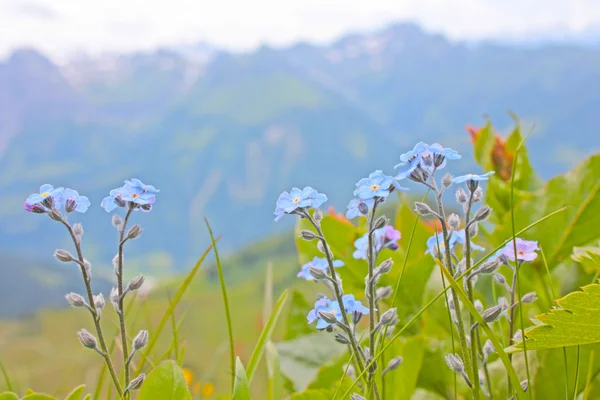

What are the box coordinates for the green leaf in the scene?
[266,342,282,400]
[290,389,335,399]
[247,289,289,383]
[382,336,426,400]
[135,242,214,375]
[306,354,351,392]
[64,385,85,400]
[572,242,600,273]
[495,153,600,269]
[284,290,314,340]
[508,282,600,352]
[276,332,345,392]
[137,361,192,400]
[232,357,251,400]
[0,393,18,400]
[21,395,56,400]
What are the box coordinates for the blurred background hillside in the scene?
[1,0,600,395]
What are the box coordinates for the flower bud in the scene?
[300,230,317,241]
[133,330,149,350]
[48,209,62,221]
[473,187,483,202]
[141,203,152,211]
[481,305,503,323]
[383,356,403,375]
[497,296,509,311]
[350,394,366,400]
[521,380,529,392]
[380,308,397,325]
[126,224,143,240]
[376,286,392,300]
[377,259,393,275]
[112,214,122,228]
[126,274,145,292]
[374,216,387,230]
[445,354,464,373]
[94,293,105,311]
[513,329,523,342]
[414,202,434,217]
[473,205,492,222]
[352,310,363,325]
[316,241,332,258]
[493,273,508,288]
[318,310,339,325]
[65,198,77,213]
[479,258,502,275]
[114,195,126,208]
[483,340,495,363]
[65,292,86,308]
[77,329,97,349]
[73,223,84,239]
[357,201,369,215]
[468,222,478,238]
[474,299,483,313]
[313,208,323,223]
[28,203,47,213]
[309,266,326,280]
[125,374,145,393]
[42,196,54,209]
[455,188,468,204]
[442,173,453,188]
[334,333,350,345]
[521,292,537,304]
[54,249,74,263]
[110,287,120,311]
[448,213,460,230]
[83,259,92,280]
[467,179,479,193]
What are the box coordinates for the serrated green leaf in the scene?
[572,242,600,272]
[0,393,18,400]
[232,358,251,400]
[64,385,85,400]
[508,282,600,352]
[136,360,192,400]
[246,289,289,383]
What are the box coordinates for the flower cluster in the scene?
[307,295,369,330]
[24,178,159,397]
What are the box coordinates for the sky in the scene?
[1,0,600,63]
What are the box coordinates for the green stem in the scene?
[117,207,134,392]
[366,201,382,400]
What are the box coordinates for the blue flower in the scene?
[297,256,344,281]
[501,238,539,262]
[101,179,159,212]
[346,198,374,219]
[307,297,341,329]
[60,188,91,213]
[395,142,461,176]
[453,229,485,251]
[354,171,407,200]
[425,229,484,256]
[274,187,327,221]
[341,294,369,315]
[452,171,495,184]
[124,178,160,194]
[101,187,129,212]
[353,226,401,260]
[25,184,64,209]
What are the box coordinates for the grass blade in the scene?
[247,289,289,384]
[0,357,13,392]
[135,241,215,375]
[205,218,235,392]
[233,357,251,400]
[266,342,282,400]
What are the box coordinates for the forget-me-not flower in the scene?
[274,187,327,221]
[101,179,159,212]
[354,171,407,200]
[353,226,401,259]
[501,238,539,262]
[453,229,485,251]
[25,184,64,210]
[61,188,91,213]
[452,171,495,184]
[307,297,341,329]
[395,142,461,177]
[297,256,344,281]
[341,294,369,315]
[346,198,374,219]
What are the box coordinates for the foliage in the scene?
[137,361,191,400]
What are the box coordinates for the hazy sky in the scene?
[2,0,600,62]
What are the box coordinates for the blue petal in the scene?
[40,184,54,193]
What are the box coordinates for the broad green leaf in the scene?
[64,385,85,400]
[305,354,351,393]
[276,332,345,391]
[247,289,289,383]
[284,290,313,340]
[382,335,426,400]
[82,396,90,400]
[21,395,56,400]
[232,358,250,400]
[0,393,18,400]
[495,153,600,269]
[137,361,192,400]
[266,342,282,400]
[135,242,214,375]
[415,345,454,399]
[572,242,600,273]
[508,282,600,352]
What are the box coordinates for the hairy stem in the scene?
[60,217,124,398]
[366,201,382,400]
[118,207,134,391]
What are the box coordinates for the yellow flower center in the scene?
[40,191,50,198]
[293,197,301,204]
[370,184,380,191]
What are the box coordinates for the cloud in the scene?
[1,0,600,63]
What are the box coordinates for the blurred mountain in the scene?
[1,22,600,268]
